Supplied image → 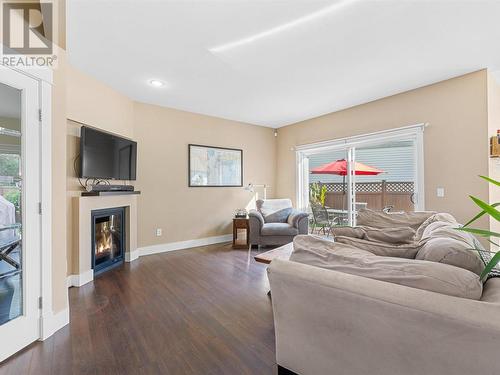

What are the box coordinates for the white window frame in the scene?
[295,123,427,224]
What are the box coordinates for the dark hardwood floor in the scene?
[0,243,278,375]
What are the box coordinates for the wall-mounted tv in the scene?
[79,126,137,180]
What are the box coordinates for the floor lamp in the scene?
[244,183,269,200]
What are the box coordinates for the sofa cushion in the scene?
[290,235,483,300]
[261,223,298,236]
[257,199,293,223]
[416,237,484,276]
[480,277,500,303]
[357,209,435,230]
[332,226,416,244]
[415,222,485,276]
[415,212,458,240]
[334,236,420,258]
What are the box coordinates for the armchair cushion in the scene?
[287,209,309,228]
[262,223,298,236]
[257,199,293,223]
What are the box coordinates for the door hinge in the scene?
[38,109,42,122]
[38,296,43,309]
[38,202,42,215]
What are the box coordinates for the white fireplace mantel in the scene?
[71,194,138,286]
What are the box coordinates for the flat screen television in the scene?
[79,126,137,180]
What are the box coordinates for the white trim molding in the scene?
[125,249,140,262]
[66,270,94,288]
[295,123,427,212]
[39,79,55,341]
[138,234,232,257]
[40,308,69,340]
[295,123,428,153]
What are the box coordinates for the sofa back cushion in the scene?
[334,236,420,258]
[415,212,458,240]
[332,225,416,244]
[357,209,435,230]
[291,235,483,300]
[257,199,293,223]
[416,221,485,276]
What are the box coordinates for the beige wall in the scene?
[66,66,134,275]
[133,102,276,247]
[276,70,490,228]
[488,72,500,239]
[66,64,134,137]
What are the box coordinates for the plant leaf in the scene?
[456,227,500,238]
[469,195,500,222]
[463,202,500,227]
[480,251,500,281]
[479,175,500,187]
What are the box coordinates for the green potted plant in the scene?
[457,175,500,281]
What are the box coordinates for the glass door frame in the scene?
[0,61,55,360]
[296,124,426,226]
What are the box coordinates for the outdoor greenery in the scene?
[457,175,500,281]
[310,182,327,206]
[4,189,20,210]
[0,154,20,178]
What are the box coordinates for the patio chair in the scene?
[310,203,339,236]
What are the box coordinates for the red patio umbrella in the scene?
[310,159,384,209]
[310,159,384,176]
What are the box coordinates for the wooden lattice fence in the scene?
[311,181,414,211]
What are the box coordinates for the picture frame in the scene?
[188,144,243,187]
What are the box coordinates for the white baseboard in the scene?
[67,235,231,288]
[66,269,93,288]
[125,249,139,262]
[138,234,232,257]
[40,307,69,340]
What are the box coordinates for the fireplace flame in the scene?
[95,222,113,256]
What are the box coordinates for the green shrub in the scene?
[310,182,327,207]
[4,189,20,210]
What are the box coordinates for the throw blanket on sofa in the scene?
[332,211,485,276]
[290,234,483,300]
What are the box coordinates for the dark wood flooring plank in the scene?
[0,243,278,375]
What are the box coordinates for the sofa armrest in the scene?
[248,210,264,245]
[249,209,264,227]
[287,209,309,230]
[268,259,500,375]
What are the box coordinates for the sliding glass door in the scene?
[297,125,425,229]
[352,139,417,218]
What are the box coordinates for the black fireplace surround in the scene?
[91,207,125,275]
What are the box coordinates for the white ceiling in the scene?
[67,0,500,128]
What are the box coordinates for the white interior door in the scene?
[0,67,41,361]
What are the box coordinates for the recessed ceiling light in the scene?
[209,0,358,53]
[149,79,165,87]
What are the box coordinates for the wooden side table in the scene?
[232,217,249,249]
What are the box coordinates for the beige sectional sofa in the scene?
[268,210,500,375]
